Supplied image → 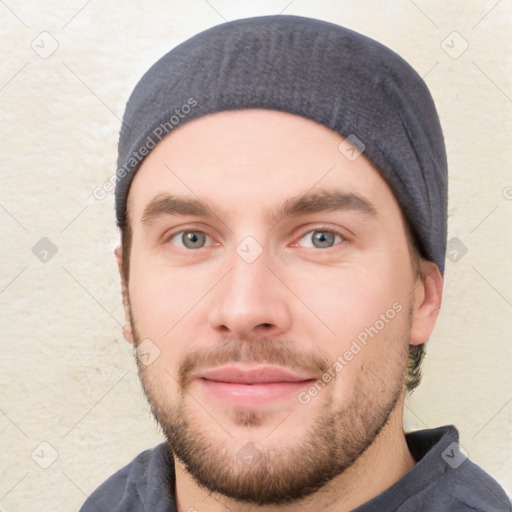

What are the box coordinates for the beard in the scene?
[131,307,411,506]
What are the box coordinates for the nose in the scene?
[207,245,292,340]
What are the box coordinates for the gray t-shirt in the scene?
[79,425,511,511]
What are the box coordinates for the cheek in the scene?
[128,266,194,389]
[290,263,406,344]
[127,232,211,333]
[309,271,410,394]
[129,267,200,337]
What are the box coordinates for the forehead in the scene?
[126,109,403,226]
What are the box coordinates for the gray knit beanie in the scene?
[115,14,448,275]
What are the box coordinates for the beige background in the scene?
[1,1,511,510]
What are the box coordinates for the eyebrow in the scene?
[140,189,378,227]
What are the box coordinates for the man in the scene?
[80,14,511,512]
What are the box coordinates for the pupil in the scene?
[314,231,333,248]
[184,232,204,248]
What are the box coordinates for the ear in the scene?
[115,245,135,345]
[409,260,443,346]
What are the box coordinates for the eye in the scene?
[169,230,213,250]
[297,229,344,249]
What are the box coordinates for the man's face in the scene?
[121,109,424,505]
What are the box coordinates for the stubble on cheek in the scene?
[128,296,414,505]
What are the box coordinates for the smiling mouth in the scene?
[194,365,317,406]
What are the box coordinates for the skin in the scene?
[115,109,443,512]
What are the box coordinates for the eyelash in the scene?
[166,226,347,251]
[293,228,345,250]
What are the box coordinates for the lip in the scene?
[193,365,316,407]
[196,365,314,384]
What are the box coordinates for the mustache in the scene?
[178,338,331,390]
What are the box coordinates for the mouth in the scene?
[193,365,316,407]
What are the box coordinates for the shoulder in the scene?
[438,456,511,511]
[357,426,511,512]
[405,426,511,511]
[78,443,175,512]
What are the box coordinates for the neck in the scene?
[173,398,415,512]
